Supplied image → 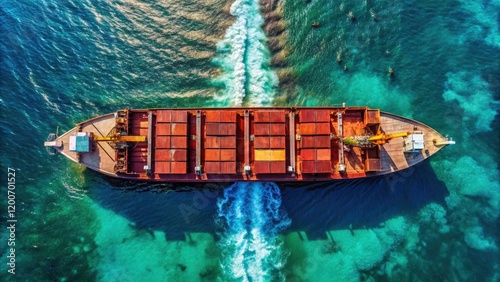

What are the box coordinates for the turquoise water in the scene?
[1,0,499,281]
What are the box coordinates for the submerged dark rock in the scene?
[265,22,286,36]
[271,50,288,67]
[177,264,187,271]
[267,37,284,53]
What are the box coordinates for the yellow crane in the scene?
[93,134,147,143]
[368,132,409,145]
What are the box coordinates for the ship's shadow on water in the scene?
[87,160,448,241]
[280,160,449,239]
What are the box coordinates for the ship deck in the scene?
[52,107,452,182]
[376,113,445,174]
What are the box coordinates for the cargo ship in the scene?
[44,107,455,182]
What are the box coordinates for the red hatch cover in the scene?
[253,110,286,174]
[155,110,189,174]
[204,110,237,174]
[205,162,236,174]
[254,110,286,123]
[302,160,331,173]
[254,161,286,174]
[206,110,237,123]
[299,109,331,122]
[299,110,332,173]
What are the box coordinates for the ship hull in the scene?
[46,107,453,182]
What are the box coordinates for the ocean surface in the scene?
[1,0,499,281]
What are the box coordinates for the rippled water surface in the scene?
[0,0,499,281]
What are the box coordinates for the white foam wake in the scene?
[213,0,278,106]
[217,182,290,281]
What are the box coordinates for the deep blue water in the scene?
[1,0,499,281]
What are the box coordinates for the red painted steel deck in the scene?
[299,109,332,174]
[122,107,377,181]
[154,110,189,174]
[128,111,149,173]
[52,107,453,182]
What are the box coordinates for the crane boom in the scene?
[368,132,409,145]
[93,135,147,142]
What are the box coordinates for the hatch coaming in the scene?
[141,107,382,180]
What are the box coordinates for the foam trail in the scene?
[213,0,278,106]
[217,182,290,281]
[214,1,285,279]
